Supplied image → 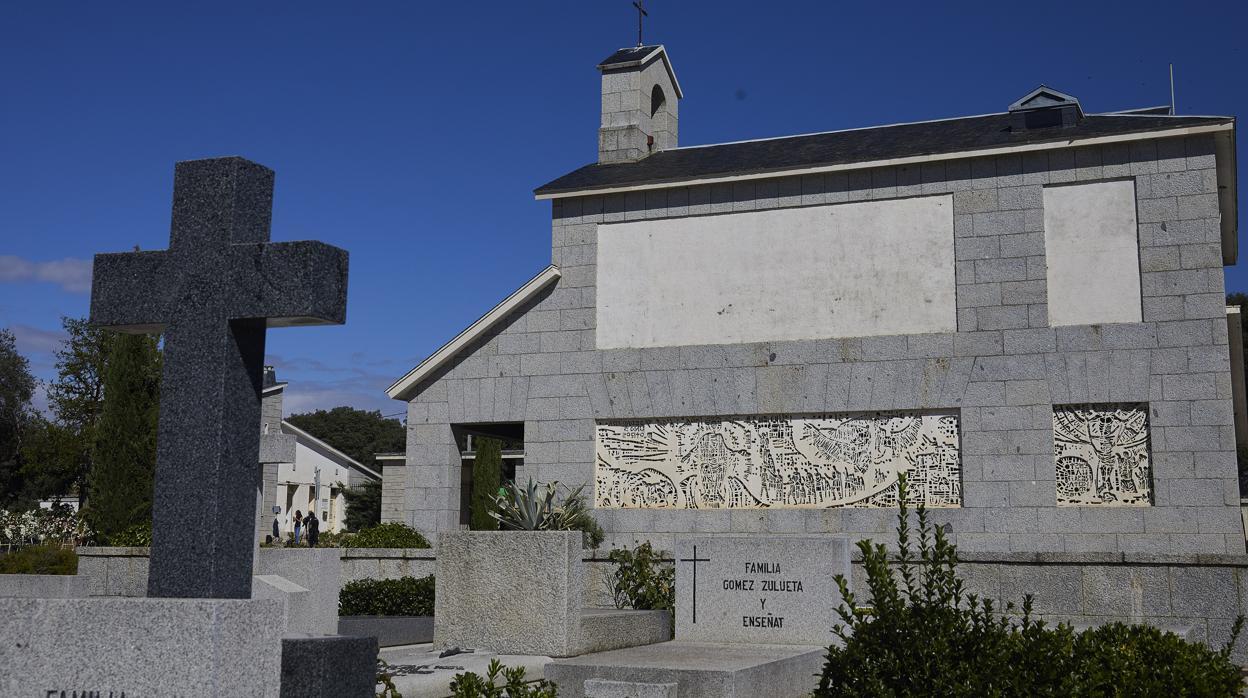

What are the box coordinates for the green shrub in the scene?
[107,522,151,546]
[340,522,430,549]
[339,575,434,616]
[816,474,1244,697]
[490,478,603,548]
[449,659,557,697]
[0,545,78,574]
[607,542,674,613]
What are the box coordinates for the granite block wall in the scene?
[398,133,1242,555]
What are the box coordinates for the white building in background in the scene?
[257,368,380,539]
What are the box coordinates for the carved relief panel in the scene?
[1053,403,1151,506]
[595,411,961,509]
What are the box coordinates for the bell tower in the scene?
[596,45,682,164]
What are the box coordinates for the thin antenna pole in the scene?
[1169,63,1176,115]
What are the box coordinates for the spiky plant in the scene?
[489,478,603,548]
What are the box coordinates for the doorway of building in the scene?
[453,423,524,527]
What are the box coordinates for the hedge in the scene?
[339,575,435,616]
[0,545,78,575]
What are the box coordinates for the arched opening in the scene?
[650,84,667,117]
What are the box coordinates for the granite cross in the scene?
[89,157,348,599]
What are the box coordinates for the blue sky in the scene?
[2,1,1246,418]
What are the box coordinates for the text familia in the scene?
[720,561,805,629]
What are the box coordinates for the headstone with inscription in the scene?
[546,535,847,697]
[675,536,851,646]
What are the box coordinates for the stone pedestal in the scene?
[255,547,342,635]
[435,530,583,656]
[1,597,286,696]
[1,597,378,697]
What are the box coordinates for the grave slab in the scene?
[0,573,86,598]
[544,641,825,698]
[675,535,850,646]
[1,597,285,696]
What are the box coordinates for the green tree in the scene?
[0,328,38,508]
[286,406,404,465]
[340,478,382,531]
[20,418,81,503]
[86,332,161,541]
[469,436,502,531]
[21,317,112,507]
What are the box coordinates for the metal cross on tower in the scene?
[632,0,648,46]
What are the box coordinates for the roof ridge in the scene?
[666,110,1010,152]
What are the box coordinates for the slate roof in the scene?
[598,45,664,68]
[534,113,1232,197]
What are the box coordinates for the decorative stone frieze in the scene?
[1053,404,1151,506]
[595,412,961,509]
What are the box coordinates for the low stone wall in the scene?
[69,545,1248,664]
[0,573,86,598]
[76,546,150,597]
[73,546,435,597]
[340,548,435,583]
[924,551,1248,665]
[588,550,1248,664]
[338,615,434,647]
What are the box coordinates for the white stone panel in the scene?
[1053,403,1152,506]
[595,411,961,509]
[596,196,956,349]
[1043,180,1142,326]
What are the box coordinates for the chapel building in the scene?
[257,367,380,540]
[386,45,1243,555]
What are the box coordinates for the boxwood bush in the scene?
[340,522,431,549]
[0,545,78,575]
[817,475,1244,697]
[339,575,435,616]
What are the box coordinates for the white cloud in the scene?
[0,255,93,293]
[281,385,399,419]
[10,323,67,356]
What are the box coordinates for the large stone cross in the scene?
[90,157,348,599]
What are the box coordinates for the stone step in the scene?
[545,641,825,698]
[579,608,672,654]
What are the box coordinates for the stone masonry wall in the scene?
[399,133,1243,555]
[64,546,1248,662]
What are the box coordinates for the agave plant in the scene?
[489,478,604,547]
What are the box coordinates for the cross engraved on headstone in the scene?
[89,157,348,599]
[678,544,710,623]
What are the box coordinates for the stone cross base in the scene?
[0,597,376,697]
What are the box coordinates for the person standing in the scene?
[271,514,280,542]
[306,511,320,548]
[293,510,303,545]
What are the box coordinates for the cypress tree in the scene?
[87,333,161,542]
[469,436,502,531]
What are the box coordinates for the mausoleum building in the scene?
[386,45,1243,556]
